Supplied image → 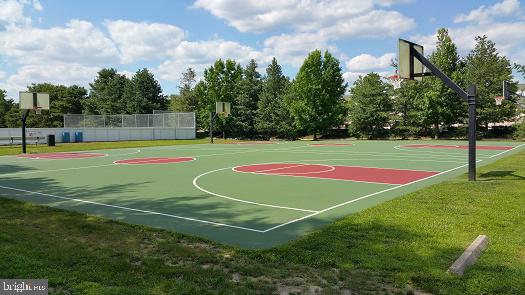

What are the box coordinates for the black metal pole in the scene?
[468,85,477,181]
[411,47,478,181]
[210,111,215,144]
[21,109,29,154]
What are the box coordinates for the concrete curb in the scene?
[448,235,489,275]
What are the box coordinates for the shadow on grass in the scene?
[478,170,525,181]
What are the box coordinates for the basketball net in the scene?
[388,75,403,90]
[35,107,42,115]
[495,96,504,106]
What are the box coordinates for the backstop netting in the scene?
[64,112,195,128]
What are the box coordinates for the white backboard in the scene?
[398,39,424,81]
[19,92,50,110]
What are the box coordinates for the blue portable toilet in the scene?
[62,132,70,143]
[74,132,83,143]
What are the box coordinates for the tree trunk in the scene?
[313,132,317,141]
[434,122,439,139]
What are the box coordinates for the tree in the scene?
[4,84,87,128]
[288,50,347,140]
[391,80,425,138]
[233,59,262,137]
[422,28,466,138]
[464,36,515,129]
[0,89,14,127]
[348,73,392,138]
[255,58,294,138]
[84,68,129,114]
[193,80,210,129]
[197,59,243,137]
[27,83,88,127]
[124,68,167,114]
[170,68,199,112]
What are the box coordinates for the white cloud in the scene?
[106,20,187,63]
[343,70,391,87]
[0,20,119,65]
[0,0,31,27]
[321,10,414,39]
[454,0,521,23]
[412,21,525,65]
[193,0,415,38]
[346,53,395,71]
[1,63,100,99]
[31,0,42,11]
[262,33,332,67]
[156,39,266,82]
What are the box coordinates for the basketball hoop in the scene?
[387,75,403,90]
[495,96,504,106]
[35,107,42,115]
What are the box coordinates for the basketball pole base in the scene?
[21,109,30,154]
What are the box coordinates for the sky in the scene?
[1,0,525,100]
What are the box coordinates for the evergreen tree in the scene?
[84,68,129,114]
[423,28,466,138]
[348,73,392,138]
[198,59,242,137]
[170,68,198,112]
[234,59,262,137]
[124,68,167,114]
[255,58,294,139]
[464,36,515,129]
[288,50,347,140]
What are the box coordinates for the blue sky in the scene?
[1,0,524,100]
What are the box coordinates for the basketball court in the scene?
[0,140,523,248]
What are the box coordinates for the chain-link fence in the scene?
[64,112,195,128]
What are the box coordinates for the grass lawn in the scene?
[0,141,524,294]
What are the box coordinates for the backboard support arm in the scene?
[410,47,477,181]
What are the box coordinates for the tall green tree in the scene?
[197,59,242,136]
[392,80,425,138]
[288,50,347,140]
[348,73,392,138]
[255,58,294,139]
[233,59,262,137]
[464,36,515,129]
[124,68,167,114]
[84,68,129,114]
[422,28,466,138]
[170,67,198,112]
[0,90,12,127]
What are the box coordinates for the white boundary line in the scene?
[192,167,319,213]
[488,143,525,158]
[261,162,474,232]
[263,149,470,159]
[0,163,117,177]
[113,157,196,165]
[16,152,109,160]
[0,185,265,233]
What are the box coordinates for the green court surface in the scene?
[0,140,523,248]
